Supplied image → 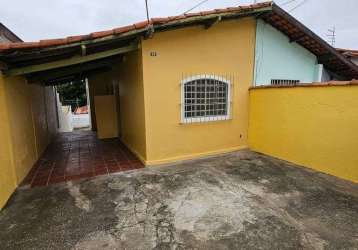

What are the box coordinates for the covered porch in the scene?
[0,26,147,208]
[22,131,143,187]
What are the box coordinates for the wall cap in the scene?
[250,80,358,90]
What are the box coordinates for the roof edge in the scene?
[337,48,358,58]
[270,3,358,77]
[0,1,273,53]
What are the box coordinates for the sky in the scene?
[0,0,357,49]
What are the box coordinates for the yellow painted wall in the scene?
[141,18,256,164]
[248,86,358,183]
[0,74,17,209]
[0,73,57,209]
[30,84,50,157]
[30,85,57,157]
[116,51,147,161]
[4,76,38,183]
[94,95,118,139]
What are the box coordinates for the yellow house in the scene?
[124,17,255,165]
[84,16,256,165]
[0,1,358,209]
[88,1,357,166]
[84,2,358,166]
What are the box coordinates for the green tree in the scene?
[56,79,87,111]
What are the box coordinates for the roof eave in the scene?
[269,3,358,79]
[0,4,273,56]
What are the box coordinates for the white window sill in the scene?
[181,115,231,124]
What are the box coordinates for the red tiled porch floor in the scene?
[22,131,144,187]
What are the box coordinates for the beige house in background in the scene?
[0,23,22,43]
[338,48,358,66]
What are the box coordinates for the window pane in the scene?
[183,77,229,120]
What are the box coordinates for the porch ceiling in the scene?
[0,38,138,85]
[27,58,118,86]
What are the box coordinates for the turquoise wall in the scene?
[254,19,321,86]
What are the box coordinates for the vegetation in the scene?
[56,79,87,111]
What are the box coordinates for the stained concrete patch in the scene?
[0,150,358,249]
[67,181,92,212]
[74,231,121,250]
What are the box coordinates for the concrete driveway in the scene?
[1,150,357,250]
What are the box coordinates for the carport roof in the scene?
[0,1,357,80]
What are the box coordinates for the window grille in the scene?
[181,75,232,124]
[271,79,300,85]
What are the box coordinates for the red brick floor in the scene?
[22,131,144,187]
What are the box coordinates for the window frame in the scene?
[180,74,231,124]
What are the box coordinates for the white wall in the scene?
[56,93,73,132]
[254,19,321,85]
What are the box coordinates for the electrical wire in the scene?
[168,0,211,23]
[145,0,150,22]
[278,0,297,7]
[288,0,308,12]
[182,0,211,15]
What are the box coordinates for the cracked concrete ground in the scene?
[1,150,358,250]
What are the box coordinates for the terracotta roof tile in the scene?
[200,10,217,15]
[0,1,272,52]
[226,7,240,12]
[9,42,39,49]
[151,17,170,24]
[67,35,87,43]
[240,5,251,10]
[167,15,179,21]
[0,43,10,50]
[0,1,356,79]
[172,15,186,20]
[184,12,202,17]
[91,30,114,39]
[134,21,150,29]
[113,25,135,34]
[74,106,88,114]
[337,48,358,58]
[39,38,68,47]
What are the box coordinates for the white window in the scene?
[271,79,300,85]
[181,75,231,124]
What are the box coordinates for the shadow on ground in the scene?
[1,150,358,250]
